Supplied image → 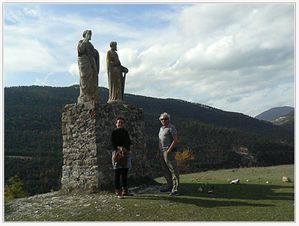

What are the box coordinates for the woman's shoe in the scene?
[122,187,134,196]
[115,189,124,199]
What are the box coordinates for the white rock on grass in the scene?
[230,179,240,184]
[282,176,291,182]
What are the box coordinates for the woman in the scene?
[111,117,132,198]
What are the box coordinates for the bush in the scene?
[4,175,28,201]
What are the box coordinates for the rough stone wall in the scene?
[61,102,147,193]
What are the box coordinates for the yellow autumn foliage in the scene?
[175,149,195,161]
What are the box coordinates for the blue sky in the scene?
[2,2,295,116]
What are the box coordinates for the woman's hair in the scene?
[159,112,170,120]
[116,116,125,123]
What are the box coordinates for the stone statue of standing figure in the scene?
[77,30,100,104]
[106,41,129,103]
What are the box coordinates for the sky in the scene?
[2,2,295,117]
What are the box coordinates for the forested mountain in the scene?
[4,86,294,196]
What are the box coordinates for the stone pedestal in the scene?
[60,102,147,193]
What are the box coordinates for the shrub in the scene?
[4,175,28,201]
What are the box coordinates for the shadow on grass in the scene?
[131,194,273,208]
[180,183,294,201]
[129,182,294,208]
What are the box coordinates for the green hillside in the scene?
[4,165,294,221]
[4,86,294,195]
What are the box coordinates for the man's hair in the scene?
[116,116,125,122]
[159,112,170,120]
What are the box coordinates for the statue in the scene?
[106,41,129,103]
[77,30,100,104]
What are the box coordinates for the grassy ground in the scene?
[4,164,294,221]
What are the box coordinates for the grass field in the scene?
[4,164,294,221]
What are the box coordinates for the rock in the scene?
[282,176,291,182]
[230,179,240,184]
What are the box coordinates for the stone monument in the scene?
[77,30,100,106]
[60,36,147,193]
[106,41,129,103]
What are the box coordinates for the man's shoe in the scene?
[169,191,179,196]
[160,188,172,192]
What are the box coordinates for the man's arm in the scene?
[166,134,178,155]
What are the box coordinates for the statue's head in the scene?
[110,41,117,50]
[83,30,92,39]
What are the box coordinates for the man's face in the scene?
[116,119,125,128]
[160,117,169,126]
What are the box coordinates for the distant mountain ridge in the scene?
[272,109,294,129]
[255,106,294,122]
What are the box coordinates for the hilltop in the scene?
[255,106,294,122]
[255,106,294,133]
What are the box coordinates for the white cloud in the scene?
[4,39,59,72]
[68,63,79,77]
[23,7,40,17]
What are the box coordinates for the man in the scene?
[111,117,132,199]
[156,112,179,196]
